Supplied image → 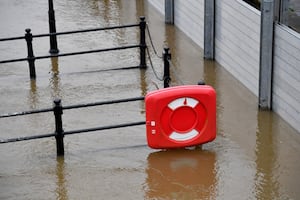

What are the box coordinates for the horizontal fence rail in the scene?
[0,13,174,157]
[39,24,140,37]
[0,96,145,118]
[0,24,139,42]
[0,44,141,64]
[63,121,146,137]
[0,97,146,156]
[0,16,147,79]
[0,122,146,144]
[0,36,25,42]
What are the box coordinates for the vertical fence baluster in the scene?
[25,29,36,79]
[53,99,64,156]
[139,16,147,69]
[163,47,171,88]
[48,0,59,54]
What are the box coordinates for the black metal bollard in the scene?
[139,16,147,69]
[53,99,64,156]
[163,47,171,88]
[48,0,59,54]
[25,29,36,79]
[198,80,206,85]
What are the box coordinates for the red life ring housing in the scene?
[145,85,216,149]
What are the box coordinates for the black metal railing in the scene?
[0,2,173,156]
[0,16,147,79]
[0,47,172,156]
[0,97,146,155]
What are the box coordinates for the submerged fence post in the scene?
[139,16,147,69]
[53,99,64,156]
[48,0,59,54]
[25,29,36,79]
[259,0,274,109]
[163,47,171,88]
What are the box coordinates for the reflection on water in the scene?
[145,149,217,199]
[28,79,39,109]
[255,110,280,199]
[202,46,300,199]
[50,57,62,99]
[139,68,147,114]
[55,156,68,200]
[1,0,300,199]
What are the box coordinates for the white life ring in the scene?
[160,97,206,142]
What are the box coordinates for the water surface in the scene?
[0,1,300,199]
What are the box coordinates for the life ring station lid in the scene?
[145,85,216,149]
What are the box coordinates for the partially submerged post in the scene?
[165,0,174,24]
[25,29,36,79]
[139,16,147,69]
[48,0,59,54]
[204,0,215,59]
[259,0,274,109]
[163,47,171,88]
[53,99,64,156]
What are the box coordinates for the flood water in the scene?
[1,0,300,199]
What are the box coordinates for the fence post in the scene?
[163,47,171,88]
[48,0,59,54]
[165,0,174,24]
[204,0,215,59]
[53,99,64,156]
[259,0,274,109]
[139,16,147,69]
[25,29,36,79]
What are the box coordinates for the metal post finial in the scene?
[25,28,36,79]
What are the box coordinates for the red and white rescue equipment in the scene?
[145,85,216,149]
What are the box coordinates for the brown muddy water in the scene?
[0,0,300,199]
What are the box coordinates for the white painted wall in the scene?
[173,0,204,48]
[147,0,260,95]
[147,0,164,15]
[215,0,261,96]
[146,0,300,132]
[273,25,300,132]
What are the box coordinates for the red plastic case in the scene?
[145,85,216,149]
